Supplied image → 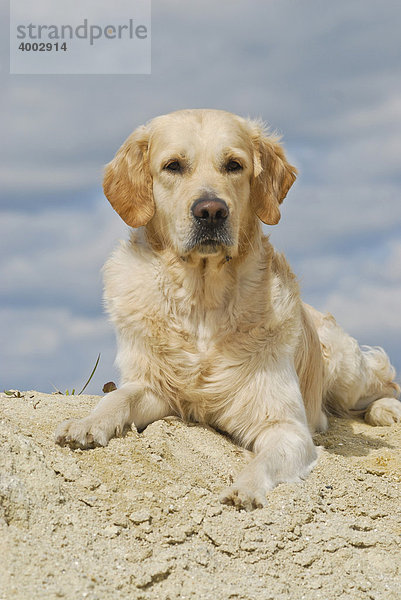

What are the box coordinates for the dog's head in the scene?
[103,109,297,258]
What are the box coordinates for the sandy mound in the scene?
[1,391,400,599]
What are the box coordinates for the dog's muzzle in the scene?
[186,196,232,253]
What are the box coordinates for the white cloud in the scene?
[0,164,102,192]
[0,201,126,303]
[269,182,401,258]
[0,202,125,392]
[0,305,119,393]
[324,285,401,339]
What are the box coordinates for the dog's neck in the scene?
[160,248,238,310]
[134,221,268,311]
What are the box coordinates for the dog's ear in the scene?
[250,122,297,225]
[103,125,154,228]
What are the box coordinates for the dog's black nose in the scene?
[191,197,229,224]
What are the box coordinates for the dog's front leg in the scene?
[220,360,319,511]
[55,383,172,449]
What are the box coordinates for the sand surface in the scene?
[1,391,400,599]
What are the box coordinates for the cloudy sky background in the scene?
[1,0,401,394]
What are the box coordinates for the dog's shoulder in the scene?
[103,230,163,323]
[263,240,302,339]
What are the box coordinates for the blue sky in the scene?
[1,0,401,393]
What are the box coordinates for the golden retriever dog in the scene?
[56,109,401,510]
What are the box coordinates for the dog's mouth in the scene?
[195,241,224,255]
[185,226,233,255]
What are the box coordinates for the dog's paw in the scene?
[220,482,267,511]
[55,417,112,449]
[365,397,401,426]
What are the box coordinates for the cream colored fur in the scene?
[55,109,401,511]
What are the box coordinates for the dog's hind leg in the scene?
[306,304,401,426]
[356,347,401,425]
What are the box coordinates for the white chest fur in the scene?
[103,236,299,428]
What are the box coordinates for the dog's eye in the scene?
[225,160,243,172]
[163,160,181,172]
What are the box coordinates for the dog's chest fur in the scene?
[103,235,300,423]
